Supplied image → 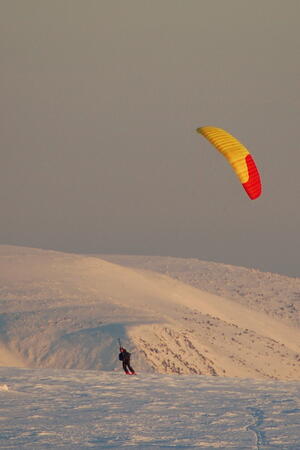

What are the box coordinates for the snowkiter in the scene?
[119,347,135,374]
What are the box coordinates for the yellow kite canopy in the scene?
[196,126,262,200]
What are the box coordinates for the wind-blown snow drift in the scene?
[0,245,299,380]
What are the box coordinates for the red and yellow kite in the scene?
[197,126,262,200]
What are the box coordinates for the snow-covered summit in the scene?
[0,245,299,380]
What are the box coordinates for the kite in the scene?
[197,126,262,199]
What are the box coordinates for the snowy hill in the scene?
[0,245,299,380]
[100,254,300,328]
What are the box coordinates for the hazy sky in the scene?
[1,0,300,276]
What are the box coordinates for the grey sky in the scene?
[1,0,299,276]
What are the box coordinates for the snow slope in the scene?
[100,255,300,328]
[0,246,299,380]
[1,368,300,449]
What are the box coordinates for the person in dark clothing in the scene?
[119,347,135,374]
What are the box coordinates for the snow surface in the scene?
[99,255,300,329]
[0,245,300,448]
[0,246,299,380]
[1,368,300,449]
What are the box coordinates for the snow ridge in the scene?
[0,246,299,381]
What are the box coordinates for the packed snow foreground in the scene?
[0,246,299,448]
[1,368,300,448]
